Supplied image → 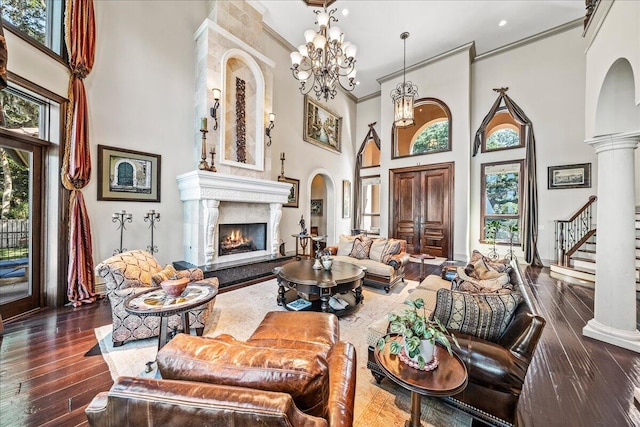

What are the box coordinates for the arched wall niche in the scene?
[594,58,639,136]
[307,168,337,246]
[220,48,266,171]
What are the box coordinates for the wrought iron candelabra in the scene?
[278,152,286,181]
[112,210,133,255]
[144,210,160,254]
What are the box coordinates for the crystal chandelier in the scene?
[391,32,419,128]
[289,3,357,101]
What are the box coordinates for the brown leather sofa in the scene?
[367,261,546,427]
[86,311,357,427]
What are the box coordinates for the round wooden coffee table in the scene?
[124,283,217,350]
[374,335,468,427]
[276,259,365,316]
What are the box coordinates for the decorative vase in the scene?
[322,257,333,271]
[403,338,435,365]
[313,258,323,269]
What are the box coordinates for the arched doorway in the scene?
[308,170,336,247]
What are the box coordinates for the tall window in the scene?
[481,160,523,243]
[360,176,380,234]
[1,0,65,57]
[0,79,62,318]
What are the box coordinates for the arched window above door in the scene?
[393,98,451,159]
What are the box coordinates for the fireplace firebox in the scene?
[218,223,267,256]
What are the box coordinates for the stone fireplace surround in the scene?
[176,170,291,267]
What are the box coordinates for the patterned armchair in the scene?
[96,250,218,347]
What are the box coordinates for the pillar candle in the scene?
[201,117,207,130]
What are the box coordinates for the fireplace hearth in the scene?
[219,223,267,256]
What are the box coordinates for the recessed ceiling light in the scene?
[499,20,507,27]
[342,9,349,16]
[356,81,360,85]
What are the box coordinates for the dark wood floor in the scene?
[1,262,639,426]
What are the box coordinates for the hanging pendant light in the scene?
[289,1,357,101]
[391,32,418,128]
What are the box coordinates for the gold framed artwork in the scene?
[303,95,342,153]
[281,177,300,208]
[342,180,351,218]
[97,145,161,202]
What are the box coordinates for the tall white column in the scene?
[583,131,640,352]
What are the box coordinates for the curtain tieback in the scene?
[71,65,90,79]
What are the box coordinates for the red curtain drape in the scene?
[62,0,96,306]
[0,11,8,125]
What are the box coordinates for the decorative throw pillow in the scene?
[157,334,329,418]
[454,266,510,293]
[151,264,178,285]
[432,288,523,342]
[369,238,388,262]
[337,234,359,256]
[470,250,511,273]
[349,237,373,260]
[381,239,403,264]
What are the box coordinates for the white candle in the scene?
[201,117,207,130]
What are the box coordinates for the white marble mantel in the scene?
[177,170,292,266]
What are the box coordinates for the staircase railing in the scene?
[554,195,597,266]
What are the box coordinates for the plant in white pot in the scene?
[377,297,458,369]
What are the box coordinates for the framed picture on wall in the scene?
[97,145,161,202]
[342,180,351,218]
[311,199,323,216]
[547,163,591,189]
[282,177,300,208]
[303,95,342,153]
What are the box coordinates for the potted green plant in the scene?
[377,297,459,369]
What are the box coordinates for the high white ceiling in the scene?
[258,0,586,99]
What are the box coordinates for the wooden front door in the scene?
[391,163,453,259]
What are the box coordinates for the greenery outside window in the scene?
[1,85,50,140]
[411,119,449,154]
[393,98,451,158]
[481,160,523,243]
[2,0,65,58]
[482,109,524,152]
[360,176,380,235]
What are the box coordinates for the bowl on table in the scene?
[160,277,189,297]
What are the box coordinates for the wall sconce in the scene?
[265,113,275,146]
[210,88,221,130]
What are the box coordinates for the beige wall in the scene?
[471,25,590,264]
[262,29,358,248]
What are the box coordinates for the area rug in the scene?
[95,278,472,427]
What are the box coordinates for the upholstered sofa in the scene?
[326,235,410,293]
[367,258,546,427]
[86,311,357,427]
[95,250,219,346]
